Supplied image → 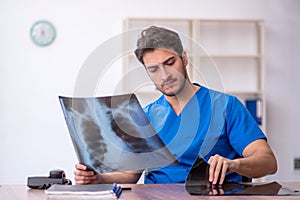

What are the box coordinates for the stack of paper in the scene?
[45,183,122,199]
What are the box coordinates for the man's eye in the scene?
[166,61,174,66]
[147,67,158,73]
[165,59,175,66]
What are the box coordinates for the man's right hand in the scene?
[74,163,101,185]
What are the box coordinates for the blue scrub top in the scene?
[143,85,266,183]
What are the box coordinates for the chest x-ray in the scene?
[59,93,177,174]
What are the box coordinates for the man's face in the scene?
[143,48,188,96]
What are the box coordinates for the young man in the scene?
[74,26,277,185]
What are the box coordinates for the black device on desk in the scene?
[27,169,72,189]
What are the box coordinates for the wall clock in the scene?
[30,20,56,47]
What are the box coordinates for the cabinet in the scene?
[123,18,265,131]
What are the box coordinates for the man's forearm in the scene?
[232,139,277,179]
[232,153,277,178]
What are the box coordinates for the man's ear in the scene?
[182,51,188,67]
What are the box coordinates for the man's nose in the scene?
[160,66,171,80]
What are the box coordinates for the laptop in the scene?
[59,93,177,174]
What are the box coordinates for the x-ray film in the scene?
[59,94,177,174]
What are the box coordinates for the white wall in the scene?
[0,0,299,184]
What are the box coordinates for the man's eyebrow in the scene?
[146,56,175,68]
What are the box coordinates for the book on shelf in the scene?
[45,183,122,199]
[245,98,262,125]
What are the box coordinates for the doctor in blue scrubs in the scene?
[74,26,277,185]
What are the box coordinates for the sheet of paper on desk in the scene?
[59,94,177,174]
[185,156,300,196]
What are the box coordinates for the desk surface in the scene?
[1,182,300,200]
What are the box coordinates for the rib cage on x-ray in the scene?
[59,94,177,174]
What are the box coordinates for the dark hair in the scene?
[134,26,184,64]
